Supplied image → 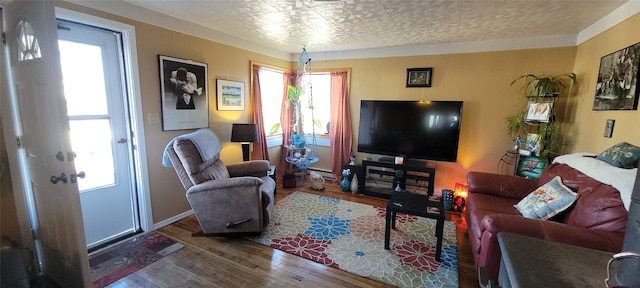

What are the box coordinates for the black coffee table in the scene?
[384,191,445,261]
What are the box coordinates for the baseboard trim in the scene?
[153,210,194,230]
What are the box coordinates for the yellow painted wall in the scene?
[568,13,640,153]
[313,48,576,190]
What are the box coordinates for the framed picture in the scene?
[158,55,209,131]
[593,41,640,110]
[526,133,541,156]
[525,102,553,122]
[604,119,615,138]
[406,67,432,87]
[216,79,245,111]
[516,156,547,179]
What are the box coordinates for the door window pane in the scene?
[58,40,108,116]
[69,119,115,191]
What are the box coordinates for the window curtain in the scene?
[329,71,352,180]
[277,72,296,178]
[250,65,269,161]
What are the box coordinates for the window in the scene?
[259,68,284,135]
[258,68,331,140]
[300,73,330,135]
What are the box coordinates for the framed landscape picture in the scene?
[216,79,245,111]
[158,55,209,131]
[593,41,640,110]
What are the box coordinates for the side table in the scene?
[497,232,612,288]
[384,191,445,261]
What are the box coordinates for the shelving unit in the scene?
[353,160,436,199]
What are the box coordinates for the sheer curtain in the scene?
[250,64,269,161]
[329,71,352,180]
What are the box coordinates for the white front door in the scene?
[3,1,90,286]
[57,19,140,249]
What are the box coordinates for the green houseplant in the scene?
[505,72,576,161]
[510,72,577,99]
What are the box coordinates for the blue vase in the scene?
[340,169,351,192]
[340,177,351,192]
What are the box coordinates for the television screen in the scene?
[357,100,463,162]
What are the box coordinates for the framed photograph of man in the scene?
[593,41,640,110]
[158,55,209,130]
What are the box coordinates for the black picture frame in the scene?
[158,55,209,131]
[406,67,432,87]
[593,41,640,110]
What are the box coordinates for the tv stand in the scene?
[357,160,436,199]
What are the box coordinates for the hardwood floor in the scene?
[103,181,479,288]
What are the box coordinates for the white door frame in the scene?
[54,8,153,234]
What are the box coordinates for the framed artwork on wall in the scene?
[593,41,640,110]
[158,55,209,131]
[216,79,245,111]
[525,102,553,122]
[406,67,432,87]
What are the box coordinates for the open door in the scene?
[3,1,90,286]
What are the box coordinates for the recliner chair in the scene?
[164,129,275,235]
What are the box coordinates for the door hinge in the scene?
[16,136,21,148]
[2,32,6,47]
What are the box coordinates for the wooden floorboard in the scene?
[103,180,479,288]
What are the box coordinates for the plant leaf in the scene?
[269,123,281,135]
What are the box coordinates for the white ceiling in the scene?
[70,0,638,60]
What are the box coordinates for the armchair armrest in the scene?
[468,172,539,200]
[227,160,270,177]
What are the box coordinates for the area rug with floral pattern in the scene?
[89,233,184,288]
[245,191,458,287]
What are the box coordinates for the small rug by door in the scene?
[246,192,458,287]
[88,233,184,288]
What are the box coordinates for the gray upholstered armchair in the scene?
[163,129,275,235]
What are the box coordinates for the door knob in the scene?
[70,172,85,184]
[55,151,64,161]
[50,173,67,184]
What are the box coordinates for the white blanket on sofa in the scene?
[553,152,637,211]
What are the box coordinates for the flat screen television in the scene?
[357,100,463,162]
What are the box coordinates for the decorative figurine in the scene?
[340,169,351,192]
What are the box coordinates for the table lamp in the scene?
[231,123,258,161]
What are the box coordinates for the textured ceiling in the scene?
[122,0,628,54]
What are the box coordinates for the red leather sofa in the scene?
[465,153,634,282]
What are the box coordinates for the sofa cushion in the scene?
[596,142,640,169]
[514,176,578,220]
[563,177,628,233]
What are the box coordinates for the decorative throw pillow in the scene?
[514,176,578,220]
[596,142,640,168]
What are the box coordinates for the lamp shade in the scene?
[231,123,258,143]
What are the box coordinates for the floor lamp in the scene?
[231,123,258,161]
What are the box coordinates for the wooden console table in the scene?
[497,232,613,288]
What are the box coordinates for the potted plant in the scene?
[510,72,577,100]
[505,72,576,162]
